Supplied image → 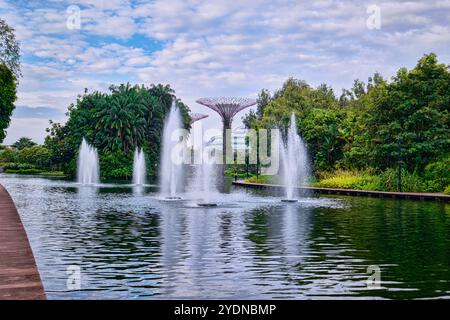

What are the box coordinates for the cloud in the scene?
[1,0,449,143]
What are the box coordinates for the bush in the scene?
[423,157,450,192]
[313,170,381,190]
[17,145,51,169]
[245,175,273,184]
[444,186,450,195]
[2,162,36,170]
[5,168,43,174]
[99,150,133,180]
[378,168,426,192]
[0,147,18,163]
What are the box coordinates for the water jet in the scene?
[133,148,147,186]
[160,100,185,199]
[77,138,100,185]
[280,113,310,202]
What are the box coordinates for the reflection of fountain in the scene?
[133,148,147,186]
[77,138,100,185]
[280,113,309,202]
[160,101,184,200]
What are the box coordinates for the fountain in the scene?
[196,147,218,207]
[160,101,184,200]
[77,138,100,185]
[133,148,147,186]
[280,113,309,202]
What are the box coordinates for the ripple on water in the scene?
[0,174,449,299]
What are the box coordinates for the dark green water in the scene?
[1,174,449,299]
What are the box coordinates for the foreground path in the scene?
[233,180,450,202]
[0,184,46,300]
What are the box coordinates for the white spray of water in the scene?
[133,148,147,185]
[77,138,100,185]
[160,101,184,197]
[191,146,217,203]
[280,113,310,200]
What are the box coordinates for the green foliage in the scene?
[245,175,272,184]
[0,145,51,170]
[0,63,17,143]
[99,150,133,180]
[243,53,449,193]
[377,168,427,192]
[423,156,450,192]
[0,147,18,163]
[313,170,381,191]
[12,137,37,150]
[0,18,21,78]
[45,83,191,180]
[5,168,42,175]
[367,54,450,171]
[313,169,439,193]
[2,162,36,170]
[444,186,450,195]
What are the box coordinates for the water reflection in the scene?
[0,174,449,299]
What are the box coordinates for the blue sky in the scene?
[0,0,449,144]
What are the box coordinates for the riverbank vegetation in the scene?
[242,53,449,193]
[0,84,191,180]
[44,84,191,180]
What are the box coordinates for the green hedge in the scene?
[2,162,36,170]
[313,168,449,193]
[5,168,43,174]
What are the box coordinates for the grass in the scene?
[4,169,65,176]
[312,170,381,190]
[245,175,273,184]
[312,169,448,193]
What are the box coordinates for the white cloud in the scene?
[1,0,449,143]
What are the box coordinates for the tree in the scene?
[0,18,21,78]
[0,63,16,143]
[367,53,450,171]
[243,89,271,128]
[45,83,191,179]
[241,53,449,178]
[12,137,37,150]
[18,145,51,169]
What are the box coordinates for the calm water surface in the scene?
[1,174,449,299]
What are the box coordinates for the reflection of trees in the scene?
[243,205,312,296]
[244,208,273,257]
[309,197,450,298]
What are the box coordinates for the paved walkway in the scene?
[232,180,450,202]
[0,184,46,300]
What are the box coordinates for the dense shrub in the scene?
[376,168,427,192]
[99,150,133,180]
[2,162,36,170]
[5,168,42,174]
[313,170,381,190]
[0,147,18,163]
[245,175,273,184]
[444,186,450,195]
[423,156,450,192]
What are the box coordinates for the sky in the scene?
[0,0,449,144]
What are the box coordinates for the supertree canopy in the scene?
[196,97,257,166]
[190,113,209,124]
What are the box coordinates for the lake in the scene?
[1,174,449,299]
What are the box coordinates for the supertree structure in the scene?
[190,113,209,124]
[196,97,257,166]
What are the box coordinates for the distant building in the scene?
[206,126,250,153]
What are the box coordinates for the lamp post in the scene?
[397,138,403,192]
